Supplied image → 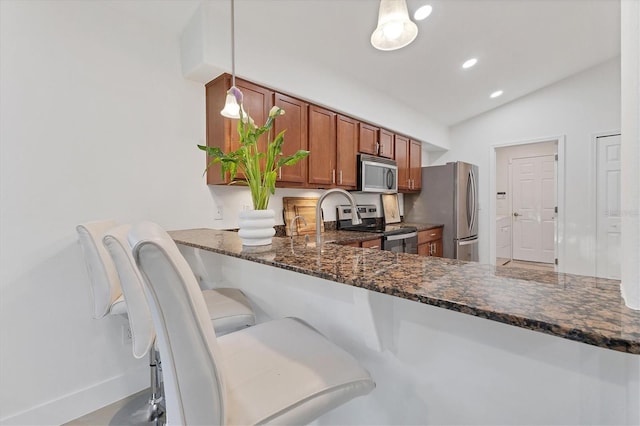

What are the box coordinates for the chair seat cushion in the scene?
[202,288,255,335]
[218,317,375,425]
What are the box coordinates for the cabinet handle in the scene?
[332,169,336,184]
[339,170,343,184]
[376,142,380,154]
[278,167,282,179]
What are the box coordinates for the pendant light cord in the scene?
[230,0,236,87]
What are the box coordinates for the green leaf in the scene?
[277,150,310,168]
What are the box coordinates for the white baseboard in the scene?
[0,365,148,426]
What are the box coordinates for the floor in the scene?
[496,258,555,272]
[64,389,155,426]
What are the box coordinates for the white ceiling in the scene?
[109,0,621,127]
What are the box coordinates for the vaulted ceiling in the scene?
[108,0,621,127]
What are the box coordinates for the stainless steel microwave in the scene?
[357,154,398,193]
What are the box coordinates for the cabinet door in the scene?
[395,135,410,191]
[336,115,358,188]
[308,105,336,186]
[379,129,395,159]
[274,93,308,185]
[361,238,382,249]
[231,79,273,154]
[433,239,443,257]
[409,139,422,191]
[418,243,431,256]
[359,122,378,155]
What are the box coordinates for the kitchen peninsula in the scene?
[171,228,640,425]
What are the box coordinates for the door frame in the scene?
[489,135,565,270]
[592,129,621,278]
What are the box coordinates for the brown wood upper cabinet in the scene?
[273,93,308,186]
[396,135,422,192]
[335,115,358,188]
[359,122,378,155]
[308,111,357,189]
[396,135,409,191]
[358,124,394,159]
[205,75,273,184]
[378,128,395,159]
[205,73,423,190]
[409,139,422,191]
[308,105,337,186]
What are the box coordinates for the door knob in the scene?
[513,212,521,217]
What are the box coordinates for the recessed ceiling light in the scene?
[414,5,432,21]
[462,58,477,69]
[490,90,504,99]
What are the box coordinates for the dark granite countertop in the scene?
[170,228,640,355]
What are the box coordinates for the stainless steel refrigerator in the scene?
[404,162,479,261]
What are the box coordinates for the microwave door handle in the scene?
[386,169,394,189]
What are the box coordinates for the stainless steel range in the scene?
[336,205,418,254]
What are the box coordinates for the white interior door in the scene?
[512,155,556,263]
[596,134,621,279]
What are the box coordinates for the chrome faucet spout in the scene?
[315,188,362,245]
[290,215,307,239]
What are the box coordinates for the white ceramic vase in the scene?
[237,209,276,246]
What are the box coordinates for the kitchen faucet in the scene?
[316,188,362,245]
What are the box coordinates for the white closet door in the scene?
[596,134,621,279]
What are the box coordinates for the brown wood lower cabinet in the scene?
[418,227,443,257]
[340,238,382,249]
[361,238,382,249]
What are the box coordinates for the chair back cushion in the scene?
[129,221,226,426]
[76,221,122,319]
[103,225,155,359]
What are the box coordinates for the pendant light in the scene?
[371,0,418,51]
[220,0,244,119]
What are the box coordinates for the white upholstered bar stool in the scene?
[76,221,257,423]
[129,221,375,425]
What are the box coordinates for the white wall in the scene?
[620,0,640,309]
[436,58,621,275]
[0,1,215,423]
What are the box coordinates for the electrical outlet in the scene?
[214,205,223,220]
[122,324,132,345]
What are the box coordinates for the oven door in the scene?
[383,232,418,254]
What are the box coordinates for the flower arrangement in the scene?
[198,87,309,210]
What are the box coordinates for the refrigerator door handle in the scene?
[466,170,474,232]
[469,168,477,234]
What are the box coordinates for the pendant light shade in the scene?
[220,0,242,119]
[220,91,241,118]
[371,0,418,51]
